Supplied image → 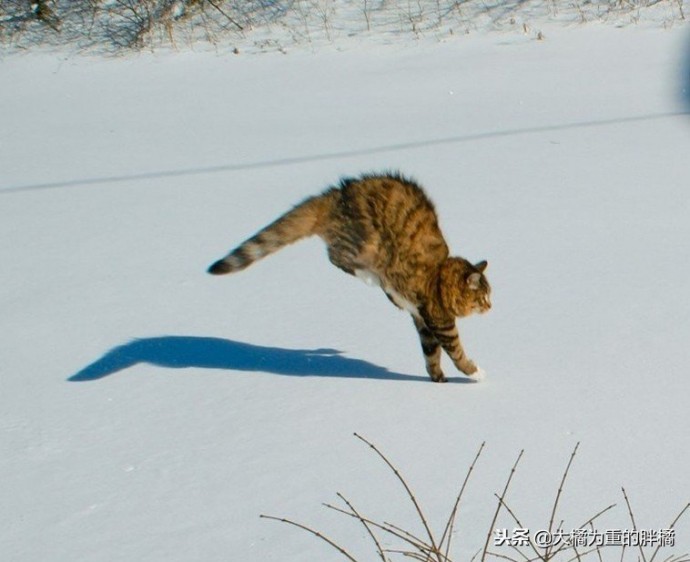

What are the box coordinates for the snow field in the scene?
[1,23,690,562]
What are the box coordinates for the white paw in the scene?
[469,366,486,381]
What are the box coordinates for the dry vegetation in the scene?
[261,434,689,562]
[1,0,687,53]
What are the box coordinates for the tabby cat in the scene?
[208,173,491,382]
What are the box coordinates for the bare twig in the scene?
[577,502,618,530]
[493,493,527,530]
[622,487,648,562]
[563,546,603,562]
[481,449,525,562]
[649,502,690,562]
[591,521,604,562]
[485,549,528,562]
[324,502,432,554]
[545,443,580,560]
[437,441,486,561]
[260,514,361,562]
[204,0,243,31]
[492,493,540,562]
[384,549,438,561]
[362,0,371,31]
[354,432,441,560]
[335,492,388,562]
[549,503,617,560]
[383,520,433,551]
[262,436,688,562]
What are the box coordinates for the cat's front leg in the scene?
[429,321,478,377]
[412,316,446,382]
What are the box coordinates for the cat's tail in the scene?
[207,192,333,275]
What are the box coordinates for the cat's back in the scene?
[333,173,449,268]
[337,172,434,217]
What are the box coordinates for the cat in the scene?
[208,172,491,382]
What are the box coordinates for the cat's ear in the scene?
[475,260,488,273]
[467,272,482,290]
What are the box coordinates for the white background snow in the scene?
[2,9,690,562]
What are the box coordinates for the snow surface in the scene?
[2,22,690,562]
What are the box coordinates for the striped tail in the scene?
[207,193,331,275]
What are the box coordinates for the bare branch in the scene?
[649,502,690,562]
[549,503,617,560]
[260,514,361,562]
[621,487,648,562]
[383,520,433,552]
[545,443,580,560]
[354,432,441,560]
[384,549,437,561]
[563,546,603,562]
[492,493,543,562]
[204,0,243,31]
[481,449,525,562]
[336,492,388,562]
[324,502,432,554]
[440,441,486,559]
[486,549,527,562]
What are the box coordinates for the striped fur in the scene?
[208,172,491,382]
[207,194,332,274]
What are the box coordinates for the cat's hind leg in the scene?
[327,244,359,276]
[412,316,446,382]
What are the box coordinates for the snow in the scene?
[2,20,690,562]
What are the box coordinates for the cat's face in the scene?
[440,258,491,317]
[468,260,491,314]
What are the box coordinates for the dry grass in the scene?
[261,434,689,562]
[1,0,687,53]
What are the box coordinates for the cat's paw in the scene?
[459,359,486,381]
[426,363,446,382]
[428,369,447,383]
[457,359,477,376]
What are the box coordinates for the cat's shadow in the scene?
[68,336,474,383]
